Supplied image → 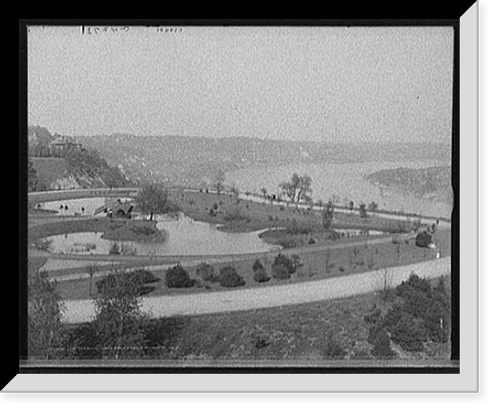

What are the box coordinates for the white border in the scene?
[8,9,478,393]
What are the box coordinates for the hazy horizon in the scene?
[27,25,454,144]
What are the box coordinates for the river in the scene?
[226,160,452,218]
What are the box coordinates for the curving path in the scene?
[60,256,450,324]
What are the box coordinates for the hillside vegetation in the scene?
[28,126,131,191]
[365,166,453,205]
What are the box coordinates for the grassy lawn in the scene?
[169,189,416,234]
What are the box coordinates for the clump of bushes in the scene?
[252,259,270,283]
[272,264,290,280]
[367,325,396,359]
[219,266,246,288]
[273,253,298,275]
[253,268,270,283]
[131,269,160,285]
[253,259,264,272]
[96,269,159,297]
[364,273,451,355]
[108,243,137,256]
[195,262,218,283]
[165,265,195,288]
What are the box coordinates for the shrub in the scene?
[252,259,264,272]
[367,325,396,359]
[272,264,290,280]
[326,231,341,241]
[108,243,137,256]
[364,307,382,325]
[253,268,270,283]
[165,265,195,288]
[273,253,296,274]
[390,316,427,352]
[130,269,160,285]
[195,262,218,283]
[397,273,432,298]
[219,266,245,288]
[324,341,347,360]
[109,243,121,255]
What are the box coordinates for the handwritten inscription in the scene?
[156,27,183,33]
[82,26,184,35]
[83,26,130,35]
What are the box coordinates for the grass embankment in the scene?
[62,274,451,362]
[159,275,451,362]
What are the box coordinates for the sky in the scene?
[27,25,454,143]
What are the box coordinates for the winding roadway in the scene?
[60,256,450,324]
[27,188,452,324]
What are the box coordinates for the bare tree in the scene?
[376,268,395,303]
[86,263,100,297]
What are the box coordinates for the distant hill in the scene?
[77,133,451,187]
[365,165,453,205]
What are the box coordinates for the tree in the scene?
[229,184,239,199]
[86,263,99,297]
[260,187,268,203]
[368,201,379,214]
[28,270,65,359]
[136,181,177,221]
[359,202,368,218]
[28,159,39,192]
[93,271,149,359]
[279,173,313,203]
[212,169,225,195]
[322,200,334,229]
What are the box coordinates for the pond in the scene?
[41,213,280,257]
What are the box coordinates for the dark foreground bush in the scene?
[272,264,290,280]
[219,266,246,288]
[195,262,218,283]
[252,259,264,272]
[96,270,157,297]
[253,268,270,283]
[368,325,396,359]
[389,314,427,352]
[165,265,195,288]
[131,269,160,285]
[273,253,297,275]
